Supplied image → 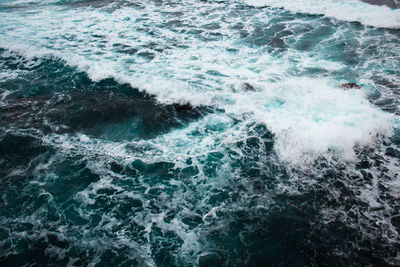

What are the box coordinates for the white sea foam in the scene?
[235,77,394,163]
[244,0,400,28]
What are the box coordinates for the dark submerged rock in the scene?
[242,83,256,92]
[174,103,193,112]
[362,0,400,9]
[339,83,361,90]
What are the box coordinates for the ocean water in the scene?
[0,0,400,265]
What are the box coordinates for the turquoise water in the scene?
[1,0,400,265]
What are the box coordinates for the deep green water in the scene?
[1,0,400,266]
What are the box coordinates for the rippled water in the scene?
[1,0,400,266]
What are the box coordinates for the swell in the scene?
[0,0,398,167]
[1,1,399,164]
[1,1,400,265]
[244,0,400,29]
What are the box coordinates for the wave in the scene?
[244,0,400,28]
[0,0,399,166]
[1,45,396,166]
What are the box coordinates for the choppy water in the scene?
[0,0,400,266]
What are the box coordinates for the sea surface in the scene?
[0,0,400,266]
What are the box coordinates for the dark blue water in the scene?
[1,0,400,266]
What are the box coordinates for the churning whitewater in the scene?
[0,0,400,266]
